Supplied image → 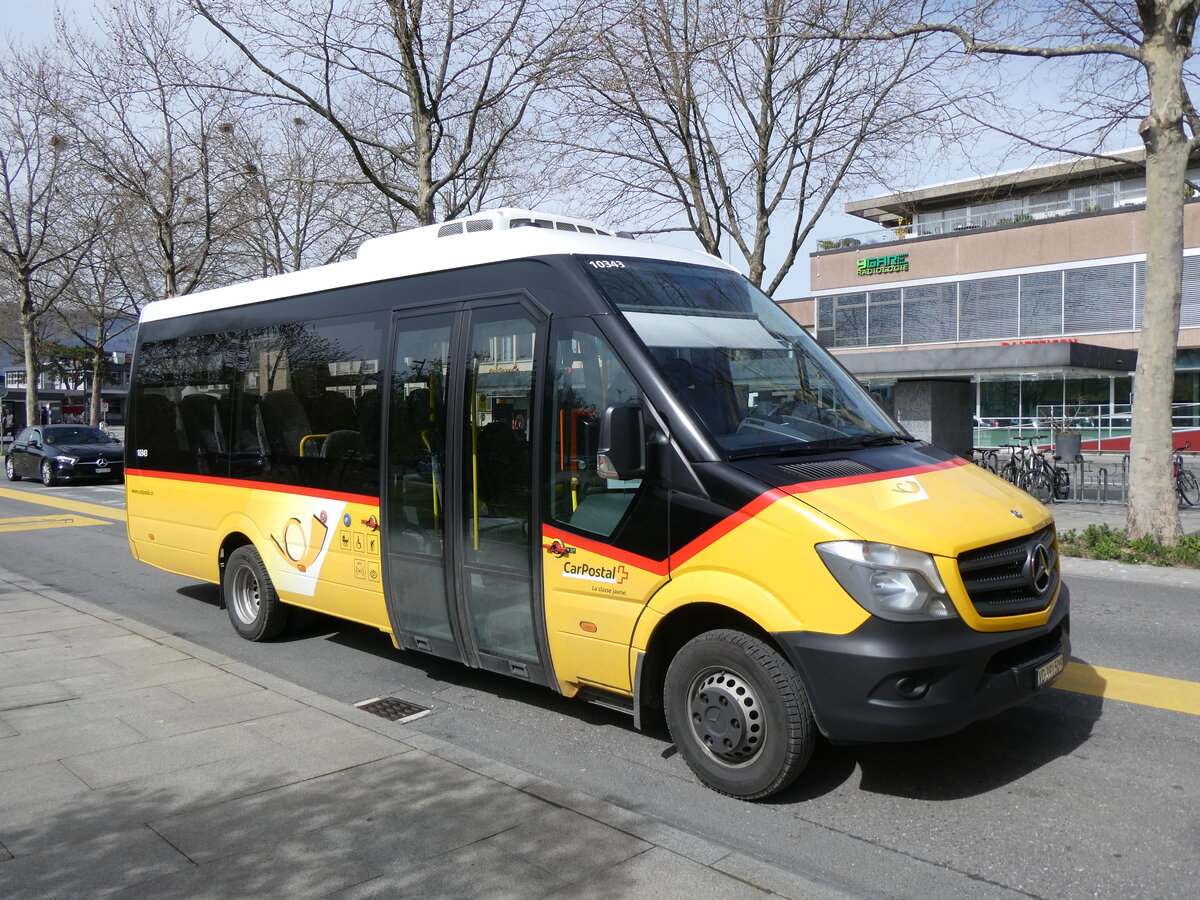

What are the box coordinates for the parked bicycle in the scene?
[972,447,1001,474]
[1174,442,1200,507]
[998,436,1070,503]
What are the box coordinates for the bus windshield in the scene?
[580,256,907,458]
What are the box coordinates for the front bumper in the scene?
[51,459,124,481]
[776,583,1070,743]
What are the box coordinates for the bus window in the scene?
[386,313,455,649]
[547,320,642,537]
[580,257,906,457]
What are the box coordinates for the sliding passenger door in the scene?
[384,311,460,660]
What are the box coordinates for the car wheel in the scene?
[223,545,291,641]
[40,459,57,486]
[4,455,20,481]
[664,629,815,800]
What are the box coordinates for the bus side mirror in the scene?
[597,404,645,480]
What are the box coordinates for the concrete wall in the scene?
[894,380,974,458]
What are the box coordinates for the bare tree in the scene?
[809,0,1198,543]
[57,0,249,303]
[55,226,141,426]
[559,0,965,293]
[189,0,587,226]
[0,47,101,428]
[225,112,387,276]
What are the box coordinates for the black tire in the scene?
[663,629,815,800]
[1177,469,1200,508]
[1053,467,1071,501]
[1023,470,1053,503]
[223,545,291,641]
[4,455,20,481]
[999,461,1019,485]
[40,459,57,487]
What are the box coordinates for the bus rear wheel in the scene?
[223,545,291,641]
[664,629,814,800]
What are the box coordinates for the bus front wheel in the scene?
[223,546,291,642]
[663,629,814,800]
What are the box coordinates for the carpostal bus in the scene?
[126,208,1069,799]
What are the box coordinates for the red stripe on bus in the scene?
[124,469,379,506]
[542,458,967,574]
[542,524,670,576]
[669,488,791,568]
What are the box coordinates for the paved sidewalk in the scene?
[0,567,849,900]
[1048,500,1200,536]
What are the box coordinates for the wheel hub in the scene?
[688,669,764,762]
[230,567,261,624]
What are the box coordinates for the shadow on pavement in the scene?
[775,662,1106,804]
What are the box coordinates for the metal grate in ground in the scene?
[354,696,432,723]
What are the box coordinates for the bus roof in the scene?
[139,208,735,324]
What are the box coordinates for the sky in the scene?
[2,1,1104,300]
[3,1,87,43]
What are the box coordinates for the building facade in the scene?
[1,354,131,438]
[779,151,1200,449]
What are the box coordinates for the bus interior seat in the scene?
[309,390,356,434]
[261,390,312,458]
[226,393,270,476]
[323,429,364,459]
[178,393,226,475]
[136,393,185,468]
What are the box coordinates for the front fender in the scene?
[630,568,800,654]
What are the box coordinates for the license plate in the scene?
[96,466,110,473]
[1036,653,1065,689]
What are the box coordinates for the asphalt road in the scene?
[1,478,1198,899]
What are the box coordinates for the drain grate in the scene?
[355,696,431,723]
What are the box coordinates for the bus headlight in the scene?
[816,541,956,621]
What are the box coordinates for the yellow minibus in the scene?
[126,209,1068,798]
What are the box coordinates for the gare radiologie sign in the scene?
[857,253,909,276]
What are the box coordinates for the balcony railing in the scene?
[816,199,1147,251]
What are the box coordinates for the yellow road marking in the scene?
[0,514,110,532]
[1055,662,1200,717]
[0,485,126,522]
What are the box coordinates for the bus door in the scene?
[384,301,552,685]
[539,319,669,697]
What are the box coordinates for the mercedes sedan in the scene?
[5,425,125,485]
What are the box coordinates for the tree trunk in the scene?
[89,346,105,427]
[20,281,41,430]
[1126,31,1186,543]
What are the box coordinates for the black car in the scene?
[4,425,125,486]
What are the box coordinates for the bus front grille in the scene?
[957,527,1059,617]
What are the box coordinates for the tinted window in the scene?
[44,426,115,446]
[131,310,386,496]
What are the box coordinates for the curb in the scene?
[0,565,856,900]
